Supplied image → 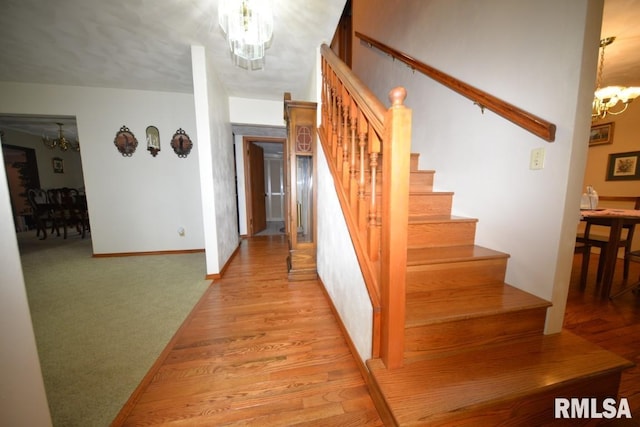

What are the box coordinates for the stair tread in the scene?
[408,214,477,223]
[409,190,453,196]
[367,331,633,425]
[406,244,509,266]
[405,282,550,327]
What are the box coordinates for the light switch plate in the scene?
[530,147,545,170]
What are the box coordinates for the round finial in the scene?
[389,87,407,107]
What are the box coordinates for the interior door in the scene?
[249,142,266,235]
[265,157,284,222]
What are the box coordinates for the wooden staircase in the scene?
[318,44,633,426]
[365,155,633,425]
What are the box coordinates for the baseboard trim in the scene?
[93,249,204,258]
[316,276,369,384]
[206,241,241,280]
[316,276,395,425]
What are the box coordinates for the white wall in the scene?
[191,45,240,274]
[317,144,373,362]
[0,82,204,255]
[352,0,602,332]
[0,159,52,426]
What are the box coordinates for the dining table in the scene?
[580,208,640,298]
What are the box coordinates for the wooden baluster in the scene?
[335,83,344,173]
[349,100,359,207]
[341,87,351,187]
[330,76,339,159]
[380,87,411,370]
[357,112,368,235]
[320,59,328,141]
[368,130,381,262]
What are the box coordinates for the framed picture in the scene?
[589,122,614,146]
[52,157,64,174]
[606,151,640,181]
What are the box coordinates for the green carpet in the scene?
[18,231,211,427]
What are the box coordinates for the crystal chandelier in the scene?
[218,0,274,70]
[42,122,80,152]
[592,37,640,121]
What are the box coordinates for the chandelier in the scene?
[592,37,640,121]
[42,122,80,152]
[218,0,274,70]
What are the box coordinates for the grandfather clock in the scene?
[284,93,318,281]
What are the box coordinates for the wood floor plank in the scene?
[112,235,383,426]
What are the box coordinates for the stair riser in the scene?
[422,371,624,427]
[407,258,508,292]
[361,171,433,192]
[408,221,476,247]
[404,307,547,359]
[409,193,452,216]
[409,172,434,193]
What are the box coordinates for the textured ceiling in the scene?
[0,0,639,142]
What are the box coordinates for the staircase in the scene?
[366,155,633,426]
[318,44,633,426]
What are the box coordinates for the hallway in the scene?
[112,235,382,426]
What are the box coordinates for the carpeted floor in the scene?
[17,230,211,427]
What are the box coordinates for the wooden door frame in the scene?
[243,136,285,237]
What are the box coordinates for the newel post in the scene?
[380,87,411,369]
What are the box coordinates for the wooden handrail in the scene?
[355,32,556,143]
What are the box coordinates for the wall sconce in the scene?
[113,125,138,157]
[170,128,193,158]
[146,126,160,157]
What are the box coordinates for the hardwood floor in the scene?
[112,235,383,426]
[112,235,640,426]
[564,251,640,419]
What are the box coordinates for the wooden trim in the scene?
[205,241,242,280]
[316,276,395,425]
[93,249,204,258]
[242,136,286,237]
[354,32,556,143]
[316,276,369,382]
[110,280,214,426]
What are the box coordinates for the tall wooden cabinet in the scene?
[284,94,318,281]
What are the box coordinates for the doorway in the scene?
[243,136,285,237]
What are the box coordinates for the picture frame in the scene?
[52,157,64,174]
[606,151,640,181]
[589,122,614,146]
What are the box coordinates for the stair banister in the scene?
[355,32,556,143]
[320,44,411,368]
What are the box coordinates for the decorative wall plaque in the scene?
[113,125,138,157]
[170,128,193,158]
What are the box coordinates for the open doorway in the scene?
[0,114,87,247]
[242,136,285,237]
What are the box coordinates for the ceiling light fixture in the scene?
[42,122,80,152]
[218,0,273,70]
[592,37,640,121]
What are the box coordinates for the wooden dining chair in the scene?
[576,196,640,285]
[610,250,640,298]
[27,188,59,240]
